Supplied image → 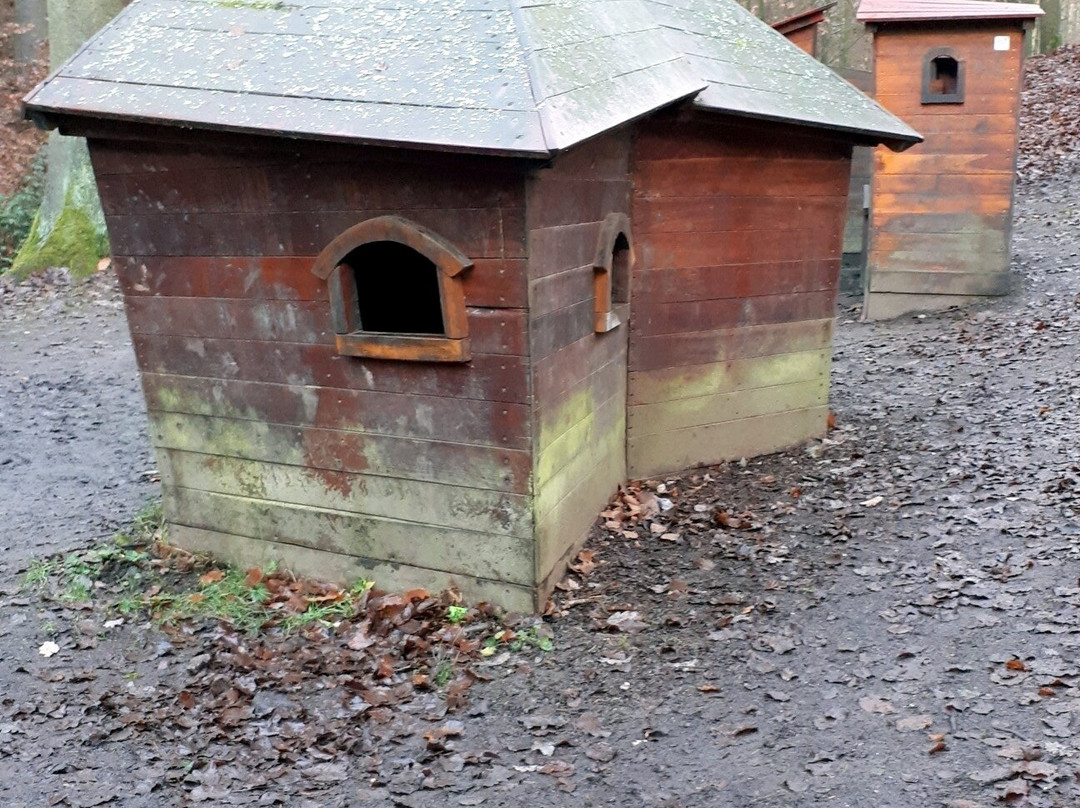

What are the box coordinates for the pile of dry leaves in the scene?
[1019,44,1080,183]
[0,21,45,199]
[17,533,551,803]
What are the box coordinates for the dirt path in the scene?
[0,181,1077,807]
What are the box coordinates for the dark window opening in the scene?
[611,233,630,305]
[929,56,958,96]
[922,51,964,104]
[342,241,445,335]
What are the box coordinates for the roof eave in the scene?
[690,99,923,150]
[23,103,556,161]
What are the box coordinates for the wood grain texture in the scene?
[628,113,844,479]
[866,19,1023,310]
[629,406,829,478]
[170,525,537,612]
[149,411,533,493]
[92,135,546,605]
[526,130,631,590]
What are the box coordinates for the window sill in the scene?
[335,333,471,362]
[594,303,629,334]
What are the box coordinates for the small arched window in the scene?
[593,213,633,333]
[312,216,471,362]
[922,50,964,104]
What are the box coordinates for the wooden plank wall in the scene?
[867,21,1024,318]
[628,112,851,477]
[89,137,538,609]
[526,130,631,602]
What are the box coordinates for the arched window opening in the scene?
[343,241,444,335]
[593,213,633,334]
[312,216,471,362]
[922,51,964,104]
[611,232,631,306]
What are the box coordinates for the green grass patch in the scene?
[0,155,45,273]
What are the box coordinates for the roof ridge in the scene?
[506,0,555,152]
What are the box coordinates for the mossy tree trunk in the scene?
[13,0,48,63]
[12,0,126,278]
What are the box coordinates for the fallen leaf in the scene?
[859,697,895,714]
[896,715,933,732]
[605,611,647,633]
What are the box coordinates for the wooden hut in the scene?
[772,3,837,56]
[24,0,917,610]
[857,0,1043,320]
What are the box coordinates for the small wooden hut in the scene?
[857,0,1043,319]
[772,3,837,56]
[24,0,918,610]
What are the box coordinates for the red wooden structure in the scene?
[773,3,836,56]
[25,0,919,609]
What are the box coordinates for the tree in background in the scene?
[12,0,126,278]
[12,0,47,64]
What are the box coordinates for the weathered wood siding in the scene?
[90,136,537,608]
[526,131,631,603]
[784,24,819,54]
[866,21,1025,318]
[628,111,850,477]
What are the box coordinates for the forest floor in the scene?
[1,54,1080,808]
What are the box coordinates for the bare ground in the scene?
[0,180,1076,807]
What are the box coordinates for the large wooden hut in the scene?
[24,0,918,610]
[857,0,1043,319]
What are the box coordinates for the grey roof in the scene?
[647,0,921,146]
[24,0,920,156]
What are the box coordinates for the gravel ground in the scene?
[0,180,1077,807]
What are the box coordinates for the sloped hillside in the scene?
[1019,45,1080,183]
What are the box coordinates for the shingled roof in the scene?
[857,0,1044,23]
[24,0,920,157]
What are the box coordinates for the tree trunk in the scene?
[12,0,46,64]
[12,0,126,278]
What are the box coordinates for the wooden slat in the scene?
[871,211,1010,234]
[536,380,625,484]
[115,255,527,309]
[872,173,1013,196]
[632,259,837,304]
[535,441,623,580]
[534,416,624,521]
[529,264,593,317]
[628,348,831,406]
[634,157,850,198]
[872,231,1008,258]
[162,450,533,538]
[640,229,841,270]
[627,406,828,478]
[523,176,631,230]
[632,194,846,235]
[169,525,536,612]
[875,152,1014,175]
[131,334,529,402]
[142,374,531,449]
[529,299,595,360]
[149,411,533,493]
[163,487,534,584]
[633,290,836,337]
[107,207,526,258]
[628,378,827,437]
[869,269,1011,296]
[630,318,832,373]
[634,113,852,162]
[532,327,626,412]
